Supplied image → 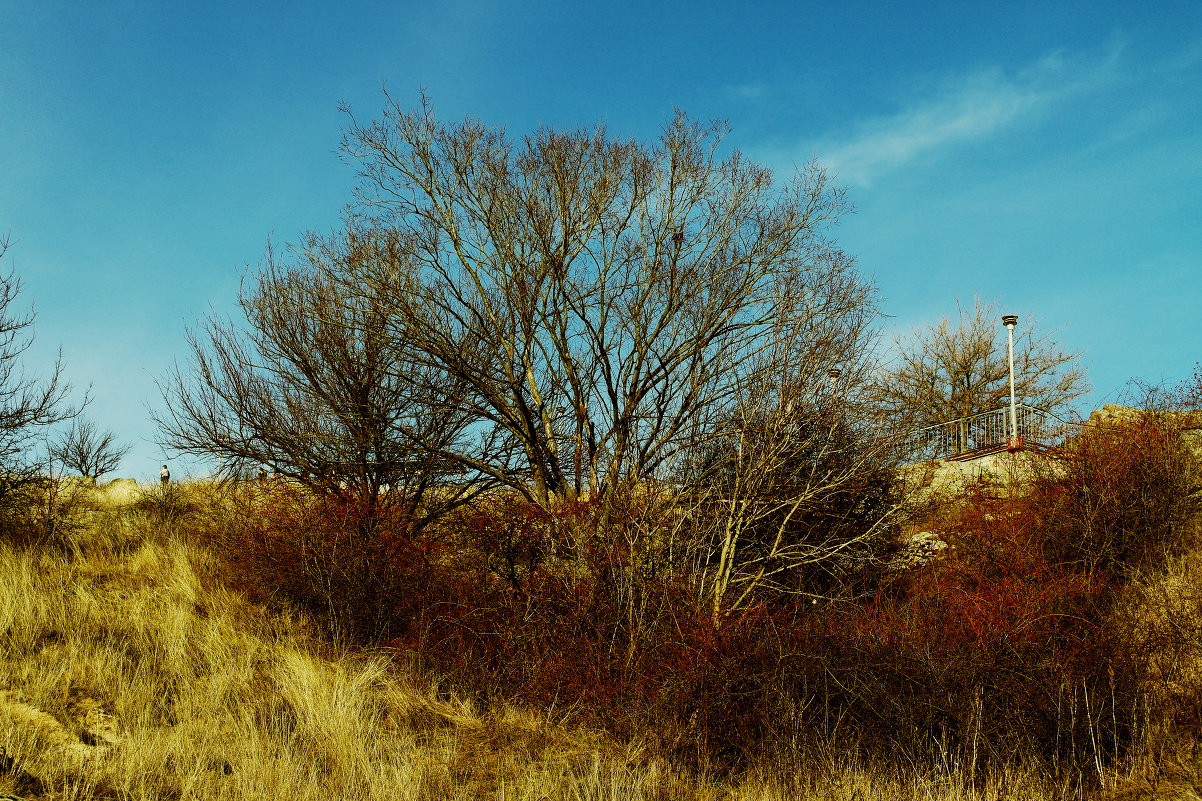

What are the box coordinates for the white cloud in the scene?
[728,83,766,100]
[810,47,1122,187]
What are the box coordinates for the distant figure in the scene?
[160,464,170,485]
[258,467,268,485]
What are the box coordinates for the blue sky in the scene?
[2,1,1200,479]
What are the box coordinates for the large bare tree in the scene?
[156,230,477,524]
[339,95,880,510]
[871,296,1088,433]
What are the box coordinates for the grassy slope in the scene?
[0,484,1107,800]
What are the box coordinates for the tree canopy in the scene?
[337,95,880,508]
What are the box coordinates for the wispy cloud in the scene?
[811,47,1122,187]
[728,83,766,100]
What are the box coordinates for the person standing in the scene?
[160,464,170,485]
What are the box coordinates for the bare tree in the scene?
[339,94,879,511]
[155,230,478,525]
[680,335,899,624]
[51,417,131,481]
[0,236,77,497]
[870,296,1088,432]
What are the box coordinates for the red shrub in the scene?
[206,440,1197,778]
[1027,410,1198,575]
[215,488,451,642]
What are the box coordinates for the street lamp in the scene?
[828,367,842,396]
[1002,314,1022,452]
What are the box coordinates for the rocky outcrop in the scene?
[95,478,140,506]
[890,529,949,570]
[1087,404,1202,457]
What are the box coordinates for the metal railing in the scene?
[905,404,1083,462]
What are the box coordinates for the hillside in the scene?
[0,489,662,801]
[0,484,1085,800]
[3,398,1202,801]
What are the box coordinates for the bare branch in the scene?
[0,236,79,495]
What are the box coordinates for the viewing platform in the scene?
[905,404,1083,462]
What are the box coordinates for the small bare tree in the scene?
[156,229,478,526]
[51,417,131,481]
[870,296,1088,432]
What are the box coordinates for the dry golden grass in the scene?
[0,489,1110,800]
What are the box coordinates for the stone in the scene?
[96,478,141,506]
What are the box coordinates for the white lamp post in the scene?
[1002,314,1022,452]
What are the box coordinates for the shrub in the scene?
[872,488,1113,763]
[1029,408,1200,576]
[207,486,450,644]
[0,475,90,550]
[200,406,1201,784]
[132,480,205,525]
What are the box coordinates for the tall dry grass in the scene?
[0,482,1113,799]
